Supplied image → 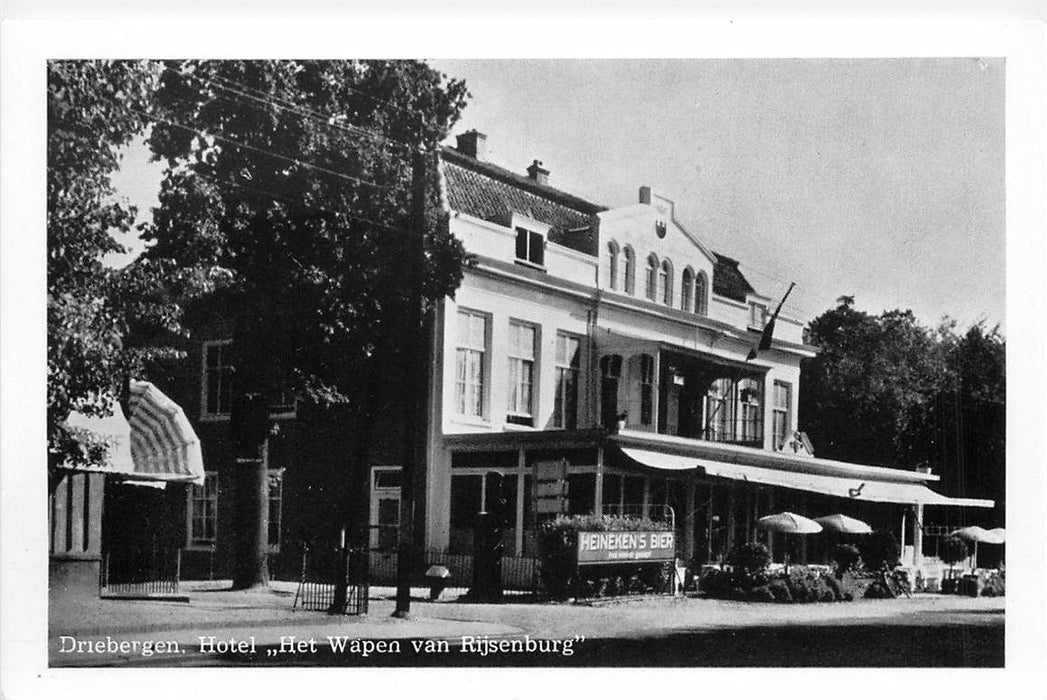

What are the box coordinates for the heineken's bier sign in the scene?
[576,530,675,564]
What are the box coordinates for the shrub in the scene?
[981,571,1005,597]
[828,544,863,575]
[784,566,837,602]
[726,542,772,591]
[858,530,901,572]
[537,514,671,600]
[938,536,970,577]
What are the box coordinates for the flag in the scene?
[746,282,795,361]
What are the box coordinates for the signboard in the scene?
[576,530,676,564]
[532,459,569,518]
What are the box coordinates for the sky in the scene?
[110,58,1005,332]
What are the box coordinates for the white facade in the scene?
[415,140,819,556]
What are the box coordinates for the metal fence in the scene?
[368,548,540,601]
[601,503,676,528]
[292,545,369,615]
[99,546,181,597]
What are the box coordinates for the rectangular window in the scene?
[554,333,581,429]
[455,310,488,418]
[202,341,233,418]
[507,321,537,425]
[189,472,218,545]
[267,470,283,548]
[772,381,791,449]
[749,302,769,329]
[515,227,545,267]
[640,354,655,425]
[202,340,294,418]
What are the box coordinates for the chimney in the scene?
[526,159,549,186]
[455,130,486,161]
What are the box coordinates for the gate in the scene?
[293,543,369,615]
[99,544,181,597]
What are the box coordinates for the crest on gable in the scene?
[779,430,815,457]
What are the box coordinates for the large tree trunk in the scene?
[230,390,271,590]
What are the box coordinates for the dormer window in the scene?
[515,227,545,267]
[749,301,769,329]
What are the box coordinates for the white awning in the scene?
[62,380,205,486]
[618,446,994,508]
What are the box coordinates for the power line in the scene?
[202,71,417,160]
[116,100,393,193]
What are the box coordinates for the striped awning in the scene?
[126,380,205,484]
[62,380,204,486]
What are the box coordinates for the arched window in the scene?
[606,241,620,290]
[623,247,636,295]
[681,267,694,312]
[645,254,658,301]
[660,260,673,306]
[695,271,709,316]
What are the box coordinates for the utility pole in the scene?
[393,141,430,617]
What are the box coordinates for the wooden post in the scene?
[683,479,697,562]
[725,483,737,553]
[912,504,924,569]
[393,142,430,618]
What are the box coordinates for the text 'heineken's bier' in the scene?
[576,530,675,564]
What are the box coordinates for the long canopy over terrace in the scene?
[611,434,993,509]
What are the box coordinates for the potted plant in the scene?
[616,412,628,431]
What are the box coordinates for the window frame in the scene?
[200,339,296,421]
[772,380,792,450]
[681,267,694,312]
[506,320,539,425]
[623,246,636,295]
[553,331,583,429]
[514,226,546,269]
[639,353,655,426]
[695,271,709,316]
[659,259,673,306]
[454,308,490,420]
[186,471,219,549]
[606,241,620,291]
[749,301,769,330]
[200,340,234,421]
[645,254,659,301]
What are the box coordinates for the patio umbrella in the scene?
[757,512,822,573]
[987,528,1005,543]
[950,526,1004,569]
[814,513,873,534]
[757,512,824,534]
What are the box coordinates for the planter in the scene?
[958,574,984,597]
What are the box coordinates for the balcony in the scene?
[595,332,767,449]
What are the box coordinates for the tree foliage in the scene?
[800,296,1005,518]
[143,60,471,587]
[144,60,470,406]
[47,60,204,472]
